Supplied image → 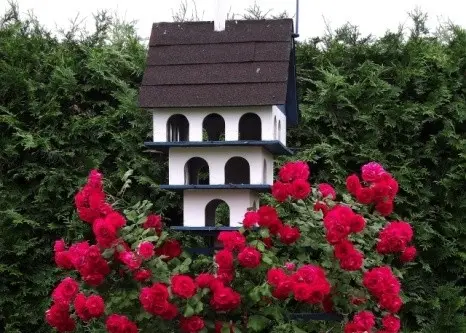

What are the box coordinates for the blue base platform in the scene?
[159,184,270,192]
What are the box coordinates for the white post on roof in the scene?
[214,0,227,31]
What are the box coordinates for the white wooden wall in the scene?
[168,146,274,185]
[183,189,259,227]
[151,106,287,146]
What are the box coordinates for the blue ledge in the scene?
[159,184,270,192]
[144,140,293,156]
[171,226,240,232]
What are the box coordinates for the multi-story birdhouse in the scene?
[139,19,298,228]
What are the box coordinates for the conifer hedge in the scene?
[0,6,465,333]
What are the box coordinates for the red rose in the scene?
[284,262,296,271]
[376,200,394,216]
[278,225,301,245]
[217,231,246,251]
[106,314,138,333]
[289,179,311,200]
[105,211,126,229]
[363,266,401,298]
[353,311,375,331]
[210,286,241,311]
[133,269,152,282]
[55,251,74,270]
[137,241,155,259]
[333,239,356,260]
[242,211,259,228]
[160,302,178,320]
[92,218,117,248]
[272,181,290,202]
[209,278,225,292]
[257,205,279,228]
[377,221,413,254]
[293,265,327,284]
[74,293,91,321]
[45,302,76,332]
[345,174,361,195]
[349,214,366,233]
[400,246,417,262]
[51,277,79,304]
[86,294,105,317]
[143,214,163,232]
[278,161,310,182]
[120,251,142,271]
[292,282,312,302]
[339,251,364,271]
[54,239,67,252]
[82,273,105,286]
[313,201,329,215]
[195,273,215,288]
[139,283,170,316]
[272,278,294,299]
[355,187,374,204]
[318,183,336,200]
[382,314,401,333]
[262,237,273,248]
[361,162,386,182]
[268,218,284,235]
[214,249,234,269]
[379,293,403,313]
[155,239,182,260]
[171,275,197,299]
[237,247,261,268]
[267,268,287,287]
[217,267,234,284]
[180,316,205,333]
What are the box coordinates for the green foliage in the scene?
[291,15,466,332]
[0,6,177,332]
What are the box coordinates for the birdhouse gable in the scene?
[139,19,299,126]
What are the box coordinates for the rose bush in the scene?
[46,161,416,332]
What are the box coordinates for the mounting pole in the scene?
[214,0,227,31]
[295,0,300,35]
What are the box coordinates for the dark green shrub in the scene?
[291,16,466,333]
[0,7,176,332]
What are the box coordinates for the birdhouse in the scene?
[139,19,298,229]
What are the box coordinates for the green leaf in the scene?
[259,228,270,238]
[262,254,273,265]
[247,315,270,332]
[184,304,195,317]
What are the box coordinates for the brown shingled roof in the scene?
[138,19,295,109]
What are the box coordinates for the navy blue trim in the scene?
[288,312,343,322]
[144,140,293,156]
[159,184,270,192]
[285,38,299,127]
[171,226,239,232]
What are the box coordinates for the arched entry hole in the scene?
[202,113,225,141]
[238,113,261,140]
[205,199,230,227]
[166,114,189,142]
[184,157,209,185]
[225,157,250,184]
